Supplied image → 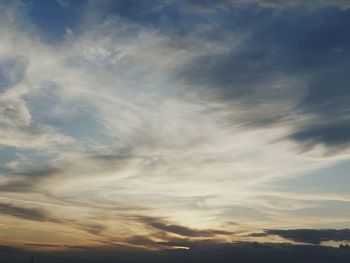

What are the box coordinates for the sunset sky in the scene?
[1,0,350,261]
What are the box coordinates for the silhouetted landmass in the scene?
[1,242,350,263]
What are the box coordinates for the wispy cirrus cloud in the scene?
[0,0,350,251]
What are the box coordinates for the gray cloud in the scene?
[0,167,61,193]
[179,4,350,152]
[289,122,350,150]
[140,217,231,237]
[0,201,109,239]
[0,202,53,222]
[75,223,107,235]
[149,222,230,237]
[0,179,34,193]
[0,55,27,92]
[182,0,350,12]
[13,167,61,177]
[253,229,350,244]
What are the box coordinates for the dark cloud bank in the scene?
[254,229,350,245]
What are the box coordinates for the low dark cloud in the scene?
[139,217,231,237]
[149,221,230,237]
[254,229,350,244]
[75,223,106,235]
[0,201,107,237]
[13,167,61,177]
[0,179,34,193]
[0,202,52,222]
[0,167,61,193]
[289,122,350,150]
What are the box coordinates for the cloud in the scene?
[179,4,350,152]
[0,95,74,151]
[145,219,231,237]
[0,179,33,193]
[0,200,111,241]
[289,122,350,150]
[75,223,106,235]
[15,168,61,178]
[0,202,53,222]
[0,0,349,250]
[0,162,63,193]
[0,55,27,92]
[255,229,350,244]
[182,0,350,12]
[246,0,350,9]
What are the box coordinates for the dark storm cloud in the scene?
[253,229,350,244]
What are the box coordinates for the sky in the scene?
[0,0,350,261]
